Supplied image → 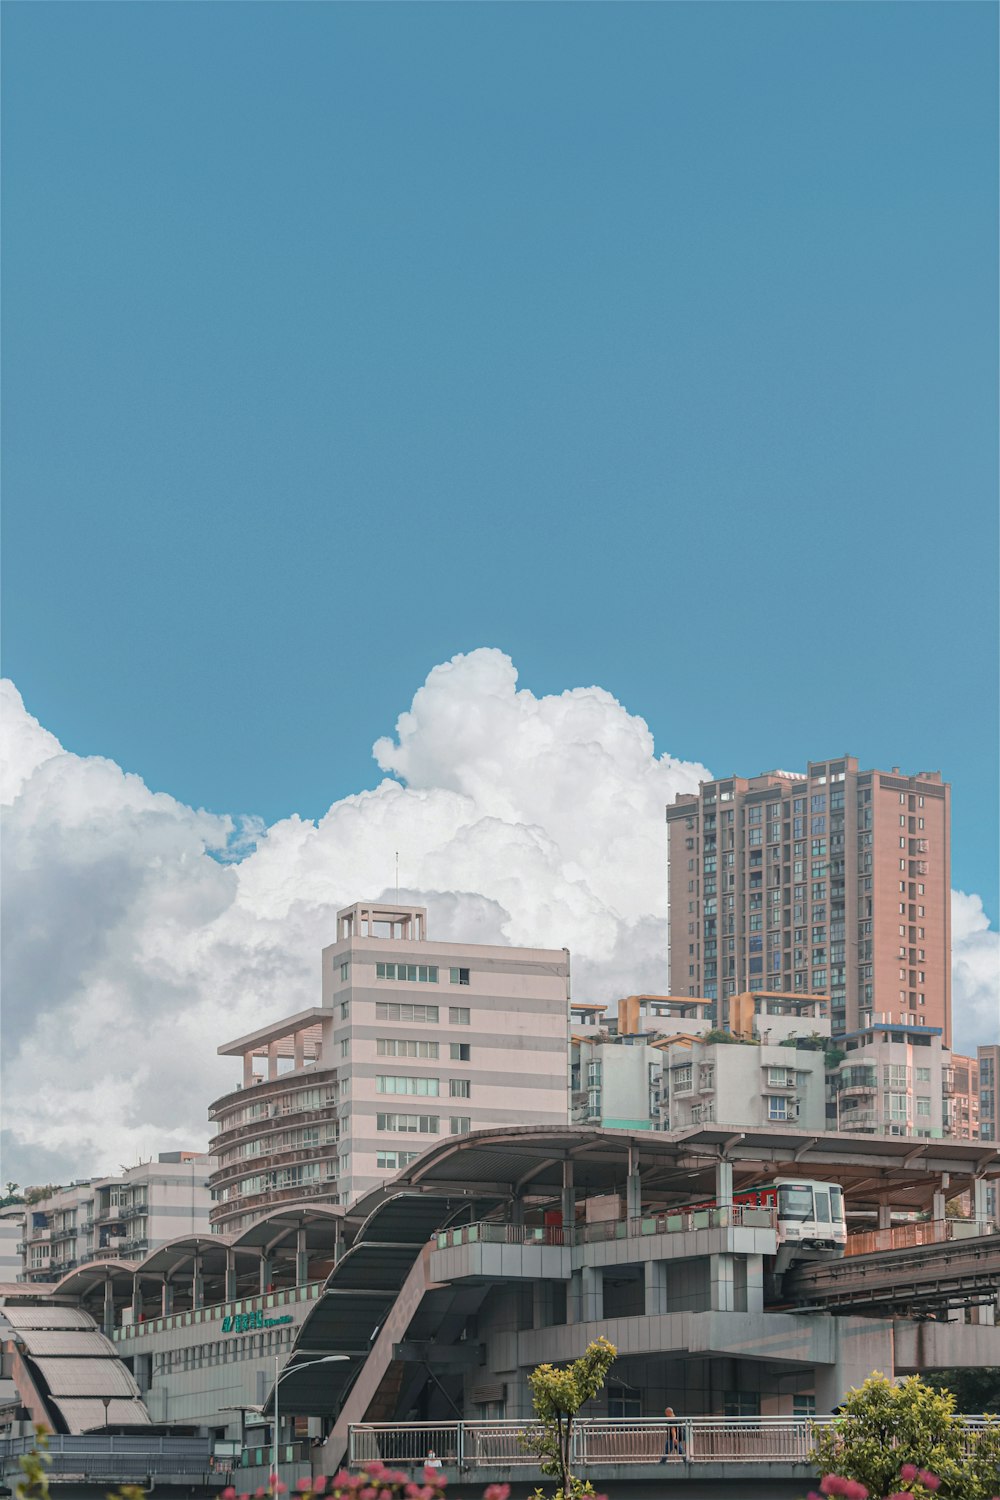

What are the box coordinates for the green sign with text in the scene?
[221,1311,294,1334]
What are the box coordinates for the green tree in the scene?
[811,1372,1000,1499]
[923,1367,1000,1416]
[526,1336,616,1500]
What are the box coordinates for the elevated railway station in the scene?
[2,1125,997,1491]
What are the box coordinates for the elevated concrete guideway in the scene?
[785,1228,1000,1315]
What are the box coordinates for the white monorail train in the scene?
[686,1177,847,1274]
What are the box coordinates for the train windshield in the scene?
[778,1184,814,1222]
[830,1185,845,1223]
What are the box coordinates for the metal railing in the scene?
[349,1417,833,1468]
[0,1433,221,1484]
[434,1204,776,1251]
[845,1218,996,1257]
[349,1416,994,1471]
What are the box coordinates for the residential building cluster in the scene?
[14,1155,213,1284]
[10,756,998,1276]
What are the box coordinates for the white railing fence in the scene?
[348,1415,994,1470]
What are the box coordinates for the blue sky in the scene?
[3,2,997,916]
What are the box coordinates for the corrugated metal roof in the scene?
[51,1397,152,1432]
[9,1329,113,1358]
[32,1357,140,1397]
[1,1306,94,1330]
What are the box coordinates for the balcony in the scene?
[209,1179,337,1225]
[210,1143,338,1188]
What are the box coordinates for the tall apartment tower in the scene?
[209,902,571,1230]
[666,757,951,1041]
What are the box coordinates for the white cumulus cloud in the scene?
[1,649,997,1184]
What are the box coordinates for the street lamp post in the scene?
[272,1353,348,1494]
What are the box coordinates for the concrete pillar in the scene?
[561,1161,576,1233]
[972,1178,989,1223]
[191,1255,204,1310]
[626,1171,642,1222]
[745,1254,765,1313]
[532,1281,553,1329]
[296,1228,309,1286]
[715,1158,733,1210]
[294,1032,305,1070]
[710,1253,735,1311]
[131,1275,143,1323]
[567,1270,583,1325]
[580,1265,603,1323]
[815,1320,894,1412]
[224,1248,237,1302]
[932,1189,947,1222]
[161,1279,174,1317]
[268,1043,279,1081]
[644,1260,668,1317]
[243,1053,254,1088]
[103,1278,115,1338]
[877,1203,892,1231]
[510,1197,525,1227]
[259,1252,272,1295]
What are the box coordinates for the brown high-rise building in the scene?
[666,757,951,1042]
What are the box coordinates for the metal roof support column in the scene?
[932,1174,949,1222]
[161,1278,174,1317]
[627,1144,641,1221]
[561,1160,576,1231]
[296,1228,308,1287]
[225,1248,237,1303]
[259,1252,272,1295]
[131,1274,143,1323]
[103,1276,115,1339]
[192,1255,204,1311]
[715,1158,733,1210]
[877,1202,891,1230]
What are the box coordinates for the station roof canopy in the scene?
[341,1123,1000,1224]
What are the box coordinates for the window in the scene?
[377,1150,418,1170]
[340,1000,349,1020]
[916,1097,931,1118]
[377,1113,439,1133]
[450,1078,471,1098]
[375,1002,439,1023]
[339,1038,349,1058]
[793,1395,817,1417]
[724,1392,761,1417]
[377,1075,439,1096]
[449,1006,471,1026]
[377,1038,439,1059]
[450,1043,471,1061]
[916,1067,931,1083]
[376,962,438,983]
[450,1116,471,1134]
[449,967,470,985]
[340,961,350,982]
[768,1097,790,1121]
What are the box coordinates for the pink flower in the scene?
[273,1486,288,1496]
[484,1487,510,1500]
[820,1480,846,1496]
[222,1488,237,1499]
[918,1475,941,1492]
[899,1466,919,1484]
[313,1482,327,1495]
[255,1489,267,1498]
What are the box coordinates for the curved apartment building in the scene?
[209,902,571,1231]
